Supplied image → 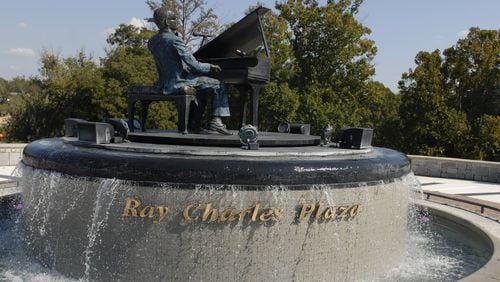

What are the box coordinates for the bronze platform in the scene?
[127,130,321,147]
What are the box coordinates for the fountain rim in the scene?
[63,137,373,157]
[22,138,411,186]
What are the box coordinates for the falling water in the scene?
[82,179,121,280]
[0,166,491,281]
[373,172,491,281]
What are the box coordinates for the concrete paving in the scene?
[0,165,18,181]
[0,165,19,198]
[417,175,500,204]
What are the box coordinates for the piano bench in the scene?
[127,85,197,134]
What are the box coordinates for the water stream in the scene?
[0,169,491,281]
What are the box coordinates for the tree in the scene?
[358,81,400,146]
[227,5,300,131]
[6,76,41,96]
[398,28,499,160]
[6,51,106,142]
[0,76,40,121]
[0,78,9,114]
[6,0,224,141]
[107,24,155,50]
[6,0,402,144]
[442,28,500,132]
[276,0,377,133]
[399,50,471,157]
[478,115,500,161]
[146,0,220,49]
[100,0,223,129]
[0,78,7,98]
[102,24,164,126]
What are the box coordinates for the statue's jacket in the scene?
[148,30,230,117]
[148,31,213,93]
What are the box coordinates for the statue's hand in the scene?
[210,64,222,73]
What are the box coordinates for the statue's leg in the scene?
[211,82,230,118]
[189,93,207,130]
[187,76,231,135]
[191,77,230,118]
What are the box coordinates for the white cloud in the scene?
[9,65,18,71]
[102,27,116,37]
[129,17,147,29]
[457,29,469,39]
[101,17,148,38]
[101,17,149,37]
[17,22,28,29]
[7,47,36,57]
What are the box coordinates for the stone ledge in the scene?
[0,143,27,166]
[0,180,20,198]
[0,143,28,148]
[408,155,500,183]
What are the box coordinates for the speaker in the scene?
[338,127,373,149]
[64,118,86,137]
[277,123,311,135]
[77,122,114,144]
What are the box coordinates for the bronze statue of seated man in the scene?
[148,7,232,135]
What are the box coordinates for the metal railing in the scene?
[423,191,500,215]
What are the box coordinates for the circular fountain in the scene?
[1,4,498,280]
[18,135,413,281]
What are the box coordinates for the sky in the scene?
[0,0,499,92]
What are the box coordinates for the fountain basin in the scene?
[21,137,411,281]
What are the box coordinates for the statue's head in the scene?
[153,7,178,31]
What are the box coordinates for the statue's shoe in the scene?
[208,121,233,135]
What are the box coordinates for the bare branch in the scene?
[145,0,220,48]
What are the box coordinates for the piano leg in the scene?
[251,85,262,128]
[236,84,262,128]
[236,85,249,127]
[140,101,151,132]
[128,97,136,132]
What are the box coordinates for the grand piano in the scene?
[193,6,271,127]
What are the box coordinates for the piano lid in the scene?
[194,6,270,59]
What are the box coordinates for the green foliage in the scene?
[6,51,106,142]
[4,0,223,142]
[0,77,40,131]
[299,85,357,131]
[107,25,154,51]
[477,115,500,161]
[238,7,300,131]
[41,51,107,119]
[0,78,7,98]
[101,7,223,129]
[276,0,377,133]
[5,90,58,141]
[102,24,173,128]
[3,0,496,163]
[358,81,400,145]
[278,0,375,87]
[6,76,41,95]
[443,28,500,120]
[397,28,499,160]
[258,82,300,131]
[398,50,469,157]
